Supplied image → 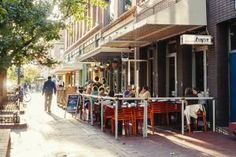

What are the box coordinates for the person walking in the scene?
[42,76,56,113]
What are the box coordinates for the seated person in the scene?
[93,76,102,88]
[98,87,106,96]
[123,85,136,104]
[123,85,132,97]
[184,87,198,105]
[138,86,151,99]
[192,87,206,105]
[184,87,205,132]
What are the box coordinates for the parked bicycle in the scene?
[8,87,31,103]
[23,91,31,102]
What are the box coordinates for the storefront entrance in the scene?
[230,24,236,122]
[192,47,208,94]
[230,52,236,122]
[166,53,177,97]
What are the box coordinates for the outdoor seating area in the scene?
[74,94,215,139]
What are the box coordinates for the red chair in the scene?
[148,102,168,134]
[103,105,114,130]
[195,110,207,131]
[132,107,151,135]
[111,107,134,136]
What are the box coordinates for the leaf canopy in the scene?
[0,0,106,70]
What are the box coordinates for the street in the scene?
[9,93,236,157]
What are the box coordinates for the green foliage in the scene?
[0,0,106,71]
[7,66,17,83]
[56,0,107,21]
[0,0,63,70]
[7,65,41,84]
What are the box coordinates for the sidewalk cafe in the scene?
[68,93,216,140]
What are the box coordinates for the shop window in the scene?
[230,24,236,51]
[167,41,177,54]
[195,52,204,91]
[118,0,132,16]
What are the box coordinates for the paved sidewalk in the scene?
[0,129,10,157]
[10,93,236,157]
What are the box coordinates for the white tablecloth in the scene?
[184,104,205,125]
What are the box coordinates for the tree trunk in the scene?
[0,69,7,105]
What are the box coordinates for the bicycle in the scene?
[9,90,31,103]
[23,91,31,102]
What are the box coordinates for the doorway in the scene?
[192,46,208,94]
[230,52,236,122]
[194,51,204,91]
[166,53,177,97]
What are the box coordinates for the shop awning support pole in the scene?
[181,99,185,135]
[213,99,216,132]
[101,99,104,131]
[90,98,93,126]
[143,100,148,138]
[115,100,118,139]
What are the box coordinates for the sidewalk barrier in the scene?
[78,94,215,139]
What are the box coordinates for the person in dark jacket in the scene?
[42,76,56,113]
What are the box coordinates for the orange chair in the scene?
[133,107,144,135]
[195,110,207,131]
[111,107,134,136]
[103,105,114,130]
[166,102,181,126]
[148,102,169,134]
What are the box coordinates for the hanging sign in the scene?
[180,34,213,45]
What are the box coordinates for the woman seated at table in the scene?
[184,87,205,132]
[123,85,136,105]
[123,85,135,97]
[98,87,106,96]
[138,86,151,99]
[184,87,198,105]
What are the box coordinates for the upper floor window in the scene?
[124,0,132,11]
[109,0,115,21]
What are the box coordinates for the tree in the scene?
[7,65,40,84]
[0,0,106,103]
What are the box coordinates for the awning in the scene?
[51,64,83,75]
[78,47,132,62]
[101,0,207,48]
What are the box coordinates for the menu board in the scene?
[66,94,79,113]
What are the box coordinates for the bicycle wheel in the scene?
[24,93,31,102]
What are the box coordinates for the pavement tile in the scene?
[9,93,236,157]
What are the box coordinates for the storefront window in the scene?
[124,0,132,11]
[230,24,236,51]
[109,0,115,21]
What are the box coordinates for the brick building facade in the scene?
[207,0,236,126]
